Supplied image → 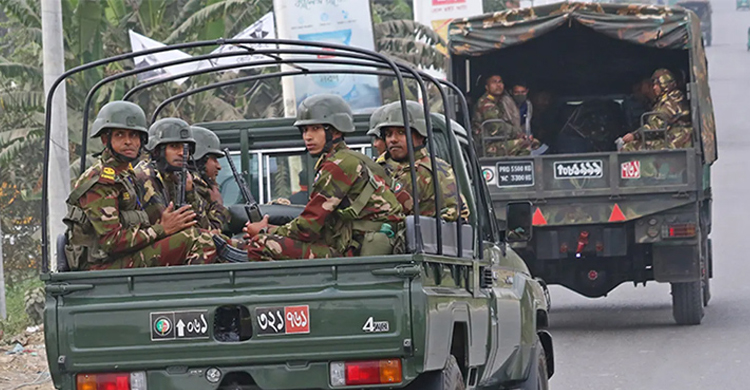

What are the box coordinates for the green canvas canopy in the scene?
[448,1,717,164]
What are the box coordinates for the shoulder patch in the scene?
[101,167,116,181]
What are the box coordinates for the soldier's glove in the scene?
[212,235,249,263]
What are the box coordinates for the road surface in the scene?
[549,1,750,389]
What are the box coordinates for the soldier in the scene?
[191,126,231,231]
[219,94,405,261]
[621,69,693,151]
[370,100,469,222]
[472,74,540,156]
[63,101,217,270]
[134,118,214,231]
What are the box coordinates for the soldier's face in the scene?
[106,129,142,159]
[652,82,663,96]
[486,76,505,96]
[301,124,327,155]
[385,126,424,160]
[204,155,222,181]
[164,143,188,168]
[372,137,387,156]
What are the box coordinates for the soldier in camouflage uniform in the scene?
[133,118,214,231]
[63,102,217,270]
[191,126,231,231]
[472,74,540,157]
[621,69,693,151]
[221,94,405,261]
[370,101,469,222]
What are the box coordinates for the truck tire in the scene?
[405,355,465,390]
[703,238,712,306]
[513,339,550,390]
[671,281,704,325]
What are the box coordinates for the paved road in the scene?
[549,2,750,389]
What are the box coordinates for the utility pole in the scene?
[0,225,6,320]
[42,0,70,272]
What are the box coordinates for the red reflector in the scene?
[532,207,547,226]
[664,223,696,238]
[345,361,381,386]
[588,270,599,281]
[609,204,626,222]
[76,373,130,390]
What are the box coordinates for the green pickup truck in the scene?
[449,3,716,325]
[40,41,553,390]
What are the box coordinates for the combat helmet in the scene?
[91,101,148,138]
[294,94,355,133]
[148,118,195,152]
[192,126,223,161]
[369,100,428,138]
[651,68,677,92]
[367,104,388,138]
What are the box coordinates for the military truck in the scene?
[39,40,553,389]
[677,0,713,46]
[449,2,716,325]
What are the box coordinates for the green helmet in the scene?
[148,118,195,151]
[192,126,223,161]
[369,100,428,138]
[652,68,677,91]
[293,94,355,133]
[367,105,388,138]
[91,101,148,138]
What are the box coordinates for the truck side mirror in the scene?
[506,202,533,243]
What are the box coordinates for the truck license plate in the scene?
[495,161,534,187]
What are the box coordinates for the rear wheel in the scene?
[404,355,465,390]
[671,281,704,325]
[511,338,550,390]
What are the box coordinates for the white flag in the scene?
[199,12,278,73]
[128,30,202,85]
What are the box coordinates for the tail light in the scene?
[330,359,402,387]
[76,372,146,390]
[662,223,696,238]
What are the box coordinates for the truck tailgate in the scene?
[48,257,414,373]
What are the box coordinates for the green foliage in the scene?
[0,277,43,339]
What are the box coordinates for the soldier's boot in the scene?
[247,234,345,261]
[212,235,249,263]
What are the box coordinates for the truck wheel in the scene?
[703,238,712,306]
[671,281,704,325]
[512,338,550,390]
[405,355,465,390]
[441,355,465,390]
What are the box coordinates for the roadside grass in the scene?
[1,277,44,340]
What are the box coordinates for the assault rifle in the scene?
[223,148,263,223]
[176,143,189,207]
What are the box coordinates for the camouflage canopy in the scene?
[448,2,698,55]
[448,2,717,164]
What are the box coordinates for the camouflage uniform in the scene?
[472,92,540,156]
[246,94,405,261]
[191,126,231,231]
[623,69,693,151]
[370,101,469,222]
[64,102,216,270]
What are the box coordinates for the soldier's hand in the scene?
[243,215,270,239]
[161,202,197,235]
[622,133,635,143]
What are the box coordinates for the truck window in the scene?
[218,152,259,206]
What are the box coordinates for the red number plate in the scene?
[621,161,641,179]
[284,305,310,334]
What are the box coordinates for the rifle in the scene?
[176,143,189,207]
[223,148,263,223]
